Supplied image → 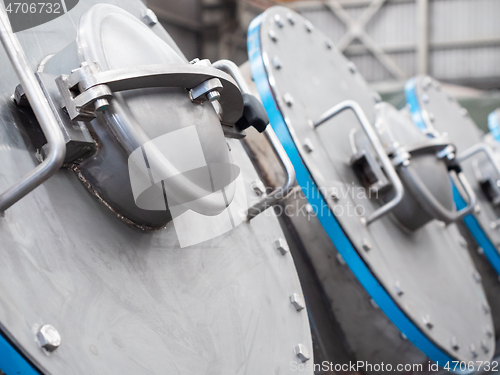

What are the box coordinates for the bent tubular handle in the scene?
[457,142,500,182]
[313,100,405,225]
[212,59,296,221]
[0,6,66,212]
[399,166,476,223]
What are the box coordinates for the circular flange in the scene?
[0,2,312,374]
[248,7,494,365]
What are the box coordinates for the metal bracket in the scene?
[211,60,297,221]
[56,61,244,125]
[0,6,66,212]
[313,100,405,225]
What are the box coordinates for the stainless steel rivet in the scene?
[251,180,266,196]
[37,324,61,352]
[290,293,305,311]
[294,344,310,362]
[275,238,289,256]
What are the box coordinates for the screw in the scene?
[423,314,433,330]
[272,56,282,70]
[347,61,357,74]
[37,325,61,352]
[362,239,372,252]
[303,138,314,153]
[287,13,296,25]
[275,238,289,256]
[395,281,404,296]
[251,180,266,196]
[142,8,158,25]
[290,293,305,311]
[304,20,314,32]
[451,336,459,351]
[268,29,278,42]
[283,93,294,107]
[274,14,284,28]
[294,344,310,362]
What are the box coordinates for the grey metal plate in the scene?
[256,6,493,362]
[0,2,312,374]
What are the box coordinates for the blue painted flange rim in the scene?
[405,78,500,276]
[248,13,460,367]
[0,330,40,375]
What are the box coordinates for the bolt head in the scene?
[251,180,266,196]
[329,188,340,202]
[272,56,282,70]
[395,281,404,296]
[283,93,294,107]
[142,8,158,26]
[460,108,469,117]
[206,90,221,103]
[305,203,314,216]
[303,138,314,153]
[37,325,61,352]
[304,20,314,33]
[275,238,289,256]
[451,336,460,351]
[336,253,346,266]
[474,205,481,214]
[294,344,310,362]
[423,314,433,329]
[473,272,482,284]
[421,93,429,103]
[290,293,305,311]
[274,14,284,28]
[268,29,278,42]
[470,344,478,358]
[481,339,490,353]
[362,239,372,252]
[287,13,296,25]
[347,61,357,74]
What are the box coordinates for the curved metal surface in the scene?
[0,2,313,374]
[248,7,493,367]
[0,5,66,212]
[212,60,296,221]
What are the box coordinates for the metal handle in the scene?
[457,142,500,181]
[313,100,404,225]
[212,59,297,221]
[399,166,476,223]
[0,6,66,212]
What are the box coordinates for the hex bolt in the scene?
[251,180,266,196]
[274,14,284,28]
[423,314,433,330]
[304,20,314,33]
[451,336,460,351]
[206,90,221,103]
[481,339,490,354]
[268,29,278,42]
[290,293,305,311]
[142,8,158,26]
[473,272,482,284]
[336,253,346,266]
[362,239,372,252]
[294,344,310,362]
[482,303,490,315]
[283,93,294,107]
[287,13,296,25]
[470,344,478,359]
[347,61,357,74]
[272,56,282,70]
[329,188,340,202]
[303,138,314,154]
[94,98,109,112]
[275,238,289,256]
[36,325,61,353]
[394,281,404,296]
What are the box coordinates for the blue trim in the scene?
[248,15,458,367]
[488,110,500,143]
[404,79,500,277]
[0,331,40,375]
